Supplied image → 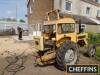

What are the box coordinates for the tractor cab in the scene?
[34,10,78,51]
[43,17,77,47]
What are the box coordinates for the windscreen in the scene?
[57,23,75,34]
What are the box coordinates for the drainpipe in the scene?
[52,0,54,10]
[59,0,62,10]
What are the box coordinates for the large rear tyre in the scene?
[55,41,79,70]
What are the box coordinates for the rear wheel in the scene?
[55,41,79,70]
[87,45,96,57]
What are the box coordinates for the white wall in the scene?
[80,1,100,18]
[54,0,100,18]
[54,0,81,15]
[54,0,61,9]
[71,0,81,15]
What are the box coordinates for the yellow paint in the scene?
[33,36,44,51]
[56,33,77,47]
[41,52,56,62]
[57,18,75,24]
[77,33,88,47]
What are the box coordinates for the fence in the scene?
[0,22,29,36]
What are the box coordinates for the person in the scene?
[17,27,23,40]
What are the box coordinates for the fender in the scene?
[56,36,71,47]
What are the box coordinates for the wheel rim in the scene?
[64,49,77,65]
[90,48,95,56]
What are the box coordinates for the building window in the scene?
[65,0,72,11]
[86,7,90,15]
[97,10,100,17]
[95,0,100,3]
[95,0,98,2]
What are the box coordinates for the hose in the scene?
[1,51,27,75]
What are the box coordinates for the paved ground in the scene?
[0,36,99,75]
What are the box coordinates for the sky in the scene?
[0,0,27,21]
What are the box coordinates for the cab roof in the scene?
[43,18,75,25]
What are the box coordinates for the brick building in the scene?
[27,0,53,24]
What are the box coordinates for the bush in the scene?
[88,33,100,44]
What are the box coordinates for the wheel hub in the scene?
[64,49,77,64]
[90,48,95,56]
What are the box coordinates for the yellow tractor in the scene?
[33,10,96,70]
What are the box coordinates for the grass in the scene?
[99,66,100,74]
[96,47,100,74]
[96,47,100,58]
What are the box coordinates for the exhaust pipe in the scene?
[79,20,82,33]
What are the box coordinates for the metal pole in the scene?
[16,2,18,23]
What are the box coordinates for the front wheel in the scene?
[55,41,79,70]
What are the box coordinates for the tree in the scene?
[19,19,25,23]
